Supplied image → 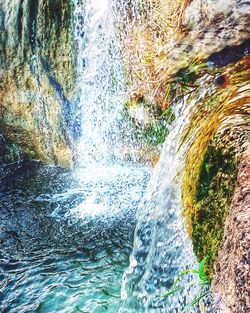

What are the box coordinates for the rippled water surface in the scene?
[0,161,150,312]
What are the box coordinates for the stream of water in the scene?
[120,95,201,313]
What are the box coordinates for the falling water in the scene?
[75,0,128,166]
[70,0,200,311]
[55,0,152,222]
[120,91,210,311]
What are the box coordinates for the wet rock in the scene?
[180,61,250,277]
[0,135,24,164]
[0,0,78,167]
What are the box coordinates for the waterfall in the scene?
[120,94,207,311]
[74,0,128,166]
[53,0,151,222]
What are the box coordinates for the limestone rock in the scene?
[0,0,79,167]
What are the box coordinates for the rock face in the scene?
[119,0,250,108]
[0,0,78,167]
[212,144,250,313]
[186,127,239,276]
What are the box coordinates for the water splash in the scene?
[51,0,152,224]
[47,164,150,221]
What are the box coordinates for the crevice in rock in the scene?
[17,0,24,42]
[28,0,39,53]
[206,38,250,68]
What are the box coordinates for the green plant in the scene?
[161,107,176,125]
[144,121,168,146]
[160,257,210,312]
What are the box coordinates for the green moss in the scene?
[2,143,22,163]
[143,121,168,146]
[192,141,238,277]
[0,134,24,164]
[124,98,170,146]
[175,68,197,85]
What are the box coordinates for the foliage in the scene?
[144,121,168,146]
[161,107,176,125]
[124,99,171,147]
[160,257,210,312]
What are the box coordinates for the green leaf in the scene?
[164,83,174,102]
[173,269,199,288]
[161,107,176,125]
[198,257,210,283]
[181,291,209,312]
[144,122,168,146]
[158,257,210,307]
[160,286,184,298]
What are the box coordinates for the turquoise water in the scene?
[0,161,150,312]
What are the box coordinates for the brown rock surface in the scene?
[212,144,250,312]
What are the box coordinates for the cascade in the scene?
[120,95,199,312]
[75,0,127,166]
[60,0,150,221]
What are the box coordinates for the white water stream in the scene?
[120,96,200,312]
[75,0,128,166]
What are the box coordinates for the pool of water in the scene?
[0,161,150,312]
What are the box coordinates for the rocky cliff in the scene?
[212,144,250,312]
[0,0,78,167]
